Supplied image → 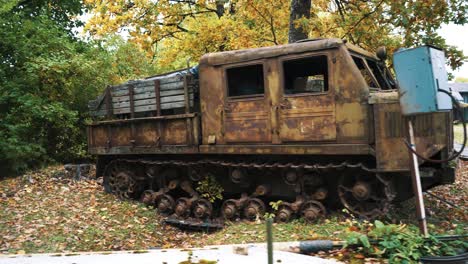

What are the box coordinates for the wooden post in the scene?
[154,80,161,116]
[129,85,136,147]
[154,80,162,147]
[105,86,113,150]
[407,119,428,236]
[183,75,193,145]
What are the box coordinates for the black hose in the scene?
[420,252,468,263]
[404,89,467,163]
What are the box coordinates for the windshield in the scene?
[351,52,396,90]
[366,59,396,90]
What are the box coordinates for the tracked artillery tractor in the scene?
[87,39,456,226]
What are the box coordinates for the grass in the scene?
[0,164,466,262]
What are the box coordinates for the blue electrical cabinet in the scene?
[393,46,452,116]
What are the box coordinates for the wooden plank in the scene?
[111,81,185,97]
[111,90,192,103]
[91,101,194,116]
[89,113,197,125]
[113,101,193,115]
[112,94,194,109]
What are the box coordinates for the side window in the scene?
[283,55,328,94]
[352,56,378,88]
[227,64,264,97]
[366,59,394,90]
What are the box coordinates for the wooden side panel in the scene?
[163,120,188,145]
[112,125,132,146]
[134,122,159,146]
[90,76,195,117]
[91,126,107,147]
[88,115,199,154]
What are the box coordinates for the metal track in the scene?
[103,158,394,227]
[105,158,377,172]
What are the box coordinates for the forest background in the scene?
[1,0,467,175]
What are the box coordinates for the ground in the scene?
[0,159,466,263]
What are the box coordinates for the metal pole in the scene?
[266,218,273,264]
[406,119,428,236]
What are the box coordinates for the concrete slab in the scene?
[0,247,339,264]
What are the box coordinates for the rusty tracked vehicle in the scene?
[87,38,455,225]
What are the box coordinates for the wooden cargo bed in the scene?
[87,68,200,154]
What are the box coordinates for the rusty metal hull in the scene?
[88,38,454,222]
[89,38,453,174]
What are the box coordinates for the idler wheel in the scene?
[156,194,175,215]
[221,199,238,220]
[140,190,155,206]
[112,168,137,199]
[243,198,266,221]
[337,173,394,218]
[174,197,191,219]
[276,204,294,223]
[301,200,326,223]
[192,198,213,219]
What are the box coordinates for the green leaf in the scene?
[359,234,371,248]
[374,220,385,229]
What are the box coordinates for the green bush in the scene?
[0,1,157,175]
[345,220,468,263]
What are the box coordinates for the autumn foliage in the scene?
[1,0,467,174]
[83,0,467,71]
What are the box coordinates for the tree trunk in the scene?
[215,0,225,18]
[288,0,311,43]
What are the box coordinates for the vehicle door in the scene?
[222,61,272,143]
[276,53,336,142]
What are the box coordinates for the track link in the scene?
[103,158,394,229]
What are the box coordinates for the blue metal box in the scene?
[393,46,452,116]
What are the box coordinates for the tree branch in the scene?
[340,0,385,40]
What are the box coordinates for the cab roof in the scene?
[199,38,379,66]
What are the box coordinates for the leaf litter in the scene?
[0,161,466,263]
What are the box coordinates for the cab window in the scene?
[352,56,378,88]
[283,55,328,95]
[227,64,264,97]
